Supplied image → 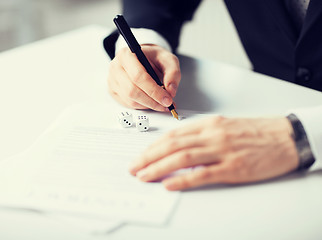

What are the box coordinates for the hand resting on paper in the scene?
[129,116,300,191]
[107,44,181,112]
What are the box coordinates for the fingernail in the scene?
[162,96,172,107]
[128,161,138,175]
[129,166,136,175]
[169,83,177,97]
[136,169,149,181]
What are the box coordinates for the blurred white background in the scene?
[0,0,250,68]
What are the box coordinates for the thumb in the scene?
[158,54,181,98]
[143,45,181,98]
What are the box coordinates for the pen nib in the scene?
[170,109,179,120]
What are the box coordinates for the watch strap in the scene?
[287,114,315,170]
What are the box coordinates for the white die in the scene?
[118,112,133,128]
[136,115,149,132]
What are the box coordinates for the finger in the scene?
[152,52,181,98]
[108,61,144,109]
[129,135,204,175]
[136,147,221,182]
[164,123,203,137]
[163,116,223,138]
[150,61,164,84]
[120,83,167,112]
[110,90,147,110]
[155,119,208,141]
[120,50,173,107]
[162,164,229,191]
[113,64,167,111]
[129,120,209,173]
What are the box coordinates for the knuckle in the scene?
[132,70,146,84]
[148,87,162,100]
[127,85,139,100]
[178,176,191,189]
[148,102,160,111]
[169,130,178,137]
[153,102,164,111]
[165,139,179,152]
[165,129,177,139]
[209,115,226,126]
[198,168,212,181]
[128,100,141,109]
[178,151,193,166]
[216,129,229,143]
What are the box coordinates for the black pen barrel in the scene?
[135,50,163,86]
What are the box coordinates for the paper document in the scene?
[0,104,210,225]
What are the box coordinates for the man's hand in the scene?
[129,116,300,191]
[107,44,181,111]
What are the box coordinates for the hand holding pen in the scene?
[107,15,180,119]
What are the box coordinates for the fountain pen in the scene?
[113,14,179,120]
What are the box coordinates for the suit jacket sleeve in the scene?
[103,0,202,59]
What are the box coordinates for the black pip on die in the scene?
[136,115,149,132]
[118,112,133,128]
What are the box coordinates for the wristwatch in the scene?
[287,114,315,170]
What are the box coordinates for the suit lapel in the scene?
[297,0,322,45]
[265,0,298,45]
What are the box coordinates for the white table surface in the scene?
[0,25,322,240]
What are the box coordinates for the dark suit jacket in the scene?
[103,0,322,91]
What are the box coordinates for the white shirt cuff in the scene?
[289,105,322,171]
[115,28,171,54]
